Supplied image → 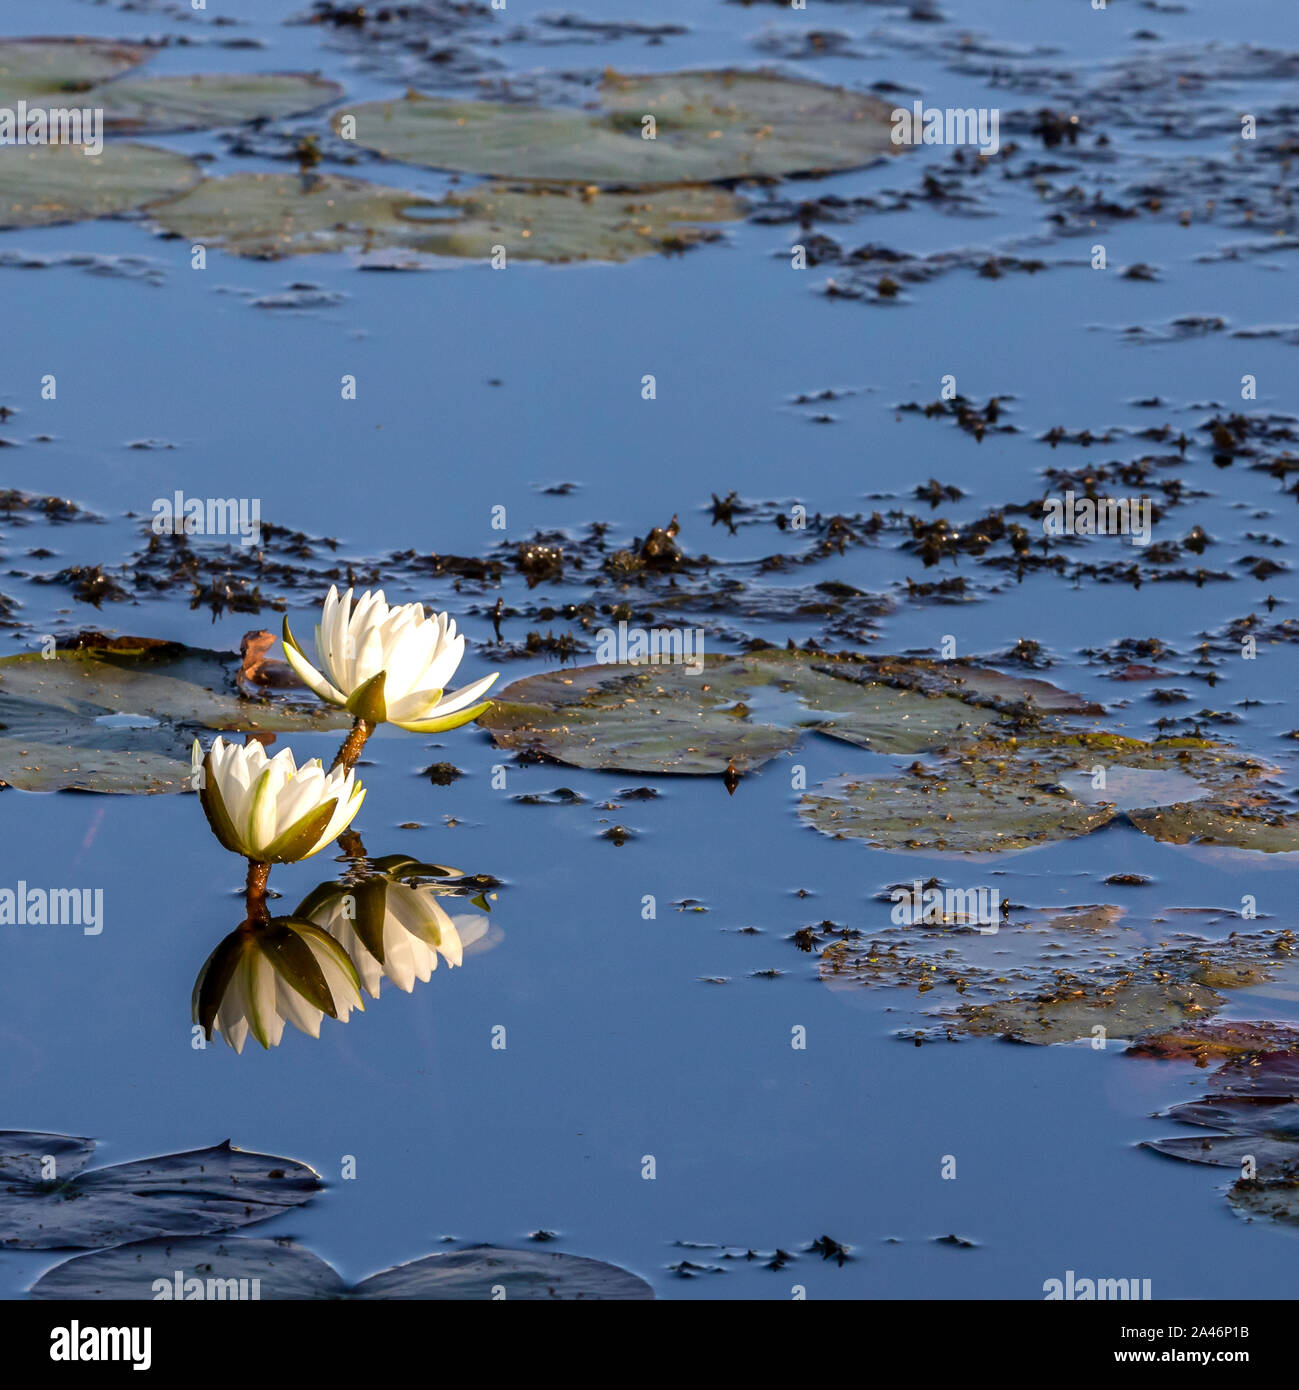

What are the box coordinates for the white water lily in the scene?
[299,877,482,997]
[193,919,365,1054]
[282,585,498,733]
[193,736,365,863]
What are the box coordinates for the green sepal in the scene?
[261,798,338,863]
[192,929,249,1039]
[256,918,336,1018]
[197,753,248,855]
[351,878,390,964]
[346,670,388,724]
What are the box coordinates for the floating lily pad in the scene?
[31,1236,345,1300]
[799,759,1118,854]
[1130,801,1299,853]
[1144,1098,1299,1177]
[0,1137,320,1250]
[351,1246,655,1299]
[1229,1176,1299,1224]
[0,141,199,229]
[799,736,1273,854]
[0,1131,95,1186]
[0,638,348,793]
[93,72,343,134]
[0,37,146,108]
[478,651,1094,775]
[954,977,1224,1045]
[32,1237,654,1299]
[1128,1020,1299,1062]
[149,172,745,262]
[336,69,905,185]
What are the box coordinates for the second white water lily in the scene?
[193,736,365,864]
[282,585,498,733]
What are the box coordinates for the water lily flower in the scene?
[193,736,365,864]
[297,874,482,997]
[193,918,364,1053]
[282,586,498,733]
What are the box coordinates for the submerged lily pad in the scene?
[0,1131,95,1186]
[479,651,1048,775]
[0,1137,320,1250]
[0,37,146,108]
[337,69,905,185]
[31,1237,653,1299]
[0,638,348,793]
[0,141,199,229]
[150,172,744,262]
[93,72,343,134]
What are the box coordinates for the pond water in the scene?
[2,0,1299,1300]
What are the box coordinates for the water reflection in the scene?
[193,840,498,1053]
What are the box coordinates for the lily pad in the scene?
[478,651,1082,775]
[32,1237,654,1299]
[799,759,1118,854]
[799,736,1273,854]
[336,69,906,185]
[0,37,146,108]
[31,1236,345,1300]
[149,172,745,262]
[0,1137,320,1250]
[1128,1020,1299,1062]
[0,141,199,229]
[0,638,349,793]
[93,72,344,134]
[0,1131,95,1185]
[1144,1097,1299,1177]
[351,1246,655,1299]
[1130,801,1299,853]
[954,976,1224,1045]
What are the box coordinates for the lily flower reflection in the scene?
[193,916,364,1054]
[295,854,492,998]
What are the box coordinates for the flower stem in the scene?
[331,717,374,773]
[242,859,271,929]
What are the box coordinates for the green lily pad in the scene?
[31,1237,654,1299]
[478,651,1095,775]
[0,37,146,108]
[0,638,348,793]
[0,141,199,229]
[0,1137,320,1250]
[149,172,745,262]
[92,71,343,133]
[336,69,906,186]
